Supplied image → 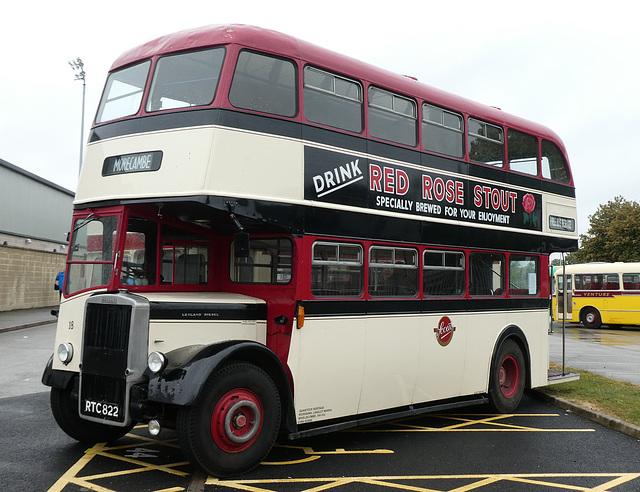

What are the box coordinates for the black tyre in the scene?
[177,363,281,477]
[489,339,526,413]
[50,384,133,443]
[581,307,602,329]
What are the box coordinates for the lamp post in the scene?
[69,57,86,176]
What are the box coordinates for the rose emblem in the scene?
[522,193,538,227]
[522,193,536,213]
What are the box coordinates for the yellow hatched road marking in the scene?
[205,473,640,492]
[46,432,189,492]
[262,444,393,465]
[356,413,595,433]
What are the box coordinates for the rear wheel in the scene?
[50,383,133,443]
[489,339,526,413]
[177,363,281,477]
[581,308,602,329]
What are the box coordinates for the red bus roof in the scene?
[111,24,566,147]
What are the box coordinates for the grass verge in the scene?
[540,363,640,427]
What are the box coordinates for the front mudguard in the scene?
[42,355,76,390]
[147,340,292,407]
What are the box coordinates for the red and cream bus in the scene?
[43,24,578,477]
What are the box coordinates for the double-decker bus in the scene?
[553,262,640,328]
[43,24,578,477]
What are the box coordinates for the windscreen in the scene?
[95,61,151,123]
[66,215,118,295]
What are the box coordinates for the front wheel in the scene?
[581,308,602,329]
[50,384,133,443]
[489,339,526,413]
[177,363,281,477]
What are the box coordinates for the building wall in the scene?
[0,158,74,312]
[0,245,66,311]
[0,159,74,244]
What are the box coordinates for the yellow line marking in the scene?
[47,432,190,491]
[274,444,394,455]
[47,442,108,492]
[204,473,640,492]
[90,451,190,477]
[356,413,595,433]
[261,444,392,465]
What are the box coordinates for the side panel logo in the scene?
[435,316,456,346]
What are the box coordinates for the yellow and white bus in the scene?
[553,262,640,328]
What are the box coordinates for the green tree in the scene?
[568,196,640,263]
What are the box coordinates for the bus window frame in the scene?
[368,245,419,298]
[468,117,505,167]
[228,49,298,118]
[303,65,364,134]
[145,46,226,113]
[311,241,364,298]
[367,86,418,147]
[421,102,464,158]
[230,237,294,285]
[422,249,465,297]
[95,60,152,124]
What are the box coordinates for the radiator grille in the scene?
[84,303,132,351]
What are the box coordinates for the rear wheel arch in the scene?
[488,326,530,412]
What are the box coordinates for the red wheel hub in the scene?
[498,354,520,399]
[211,389,263,453]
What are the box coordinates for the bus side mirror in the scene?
[234,232,250,258]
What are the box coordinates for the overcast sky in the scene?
[1,0,637,236]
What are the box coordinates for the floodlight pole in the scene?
[69,57,86,176]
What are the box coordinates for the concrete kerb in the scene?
[0,318,55,333]
[532,389,640,440]
[0,307,58,334]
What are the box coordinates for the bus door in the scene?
[556,274,572,320]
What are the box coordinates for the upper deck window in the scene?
[468,118,504,167]
[507,129,538,176]
[304,66,363,133]
[541,140,571,183]
[368,87,417,147]
[96,61,151,124]
[146,48,225,112]
[422,103,464,157]
[229,51,296,117]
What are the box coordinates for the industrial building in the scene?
[0,158,74,311]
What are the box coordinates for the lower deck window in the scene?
[469,252,505,296]
[368,246,418,297]
[423,250,465,296]
[311,242,363,297]
[508,255,538,295]
[231,238,292,284]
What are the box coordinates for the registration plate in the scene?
[81,399,122,422]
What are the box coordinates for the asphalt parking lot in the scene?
[2,319,640,491]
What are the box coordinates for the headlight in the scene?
[147,351,167,373]
[57,343,74,365]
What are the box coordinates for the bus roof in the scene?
[554,263,640,275]
[110,24,567,148]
